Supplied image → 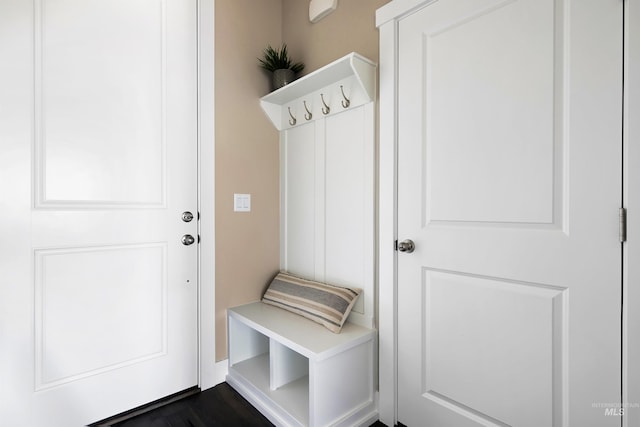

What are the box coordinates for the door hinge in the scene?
[394,239,398,251]
[620,207,627,243]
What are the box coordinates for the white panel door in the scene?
[0,1,198,426]
[397,1,622,426]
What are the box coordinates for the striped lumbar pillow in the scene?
[262,272,361,333]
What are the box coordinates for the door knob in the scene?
[181,234,195,246]
[398,239,415,253]
[182,211,194,222]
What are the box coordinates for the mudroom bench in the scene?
[226,301,377,427]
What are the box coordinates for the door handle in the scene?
[398,239,415,253]
[182,211,194,222]
[181,234,195,246]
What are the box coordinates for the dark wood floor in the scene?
[105,382,386,427]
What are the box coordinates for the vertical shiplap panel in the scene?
[324,107,364,285]
[280,98,375,329]
[314,120,326,282]
[282,122,316,278]
[324,106,369,318]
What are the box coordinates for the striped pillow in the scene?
[262,272,361,333]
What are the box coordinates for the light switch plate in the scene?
[234,194,251,212]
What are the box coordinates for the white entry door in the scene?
[396,0,622,426]
[0,1,198,426]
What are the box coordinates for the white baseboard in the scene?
[201,359,228,391]
[213,359,229,387]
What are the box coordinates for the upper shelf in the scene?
[260,52,377,131]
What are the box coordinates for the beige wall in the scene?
[215,0,282,361]
[282,0,390,75]
[215,0,389,362]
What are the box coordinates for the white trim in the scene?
[375,0,436,27]
[624,1,639,425]
[376,20,398,427]
[376,4,436,423]
[214,359,229,386]
[197,0,216,390]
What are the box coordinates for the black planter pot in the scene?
[272,69,295,90]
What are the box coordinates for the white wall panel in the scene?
[281,104,375,327]
[325,107,366,314]
[282,123,316,278]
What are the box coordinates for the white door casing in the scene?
[0,0,214,425]
[378,0,623,426]
[626,2,640,427]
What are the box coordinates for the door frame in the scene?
[376,0,639,425]
[197,0,217,390]
[625,1,639,426]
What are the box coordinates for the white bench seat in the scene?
[226,301,378,427]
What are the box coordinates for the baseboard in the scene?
[226,372,301,427]
[210,359,228,388]
[227,369,378,427]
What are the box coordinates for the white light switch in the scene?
[234,193,251,212]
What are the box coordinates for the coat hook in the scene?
[288,107,297,126]
[303,101,313,121]
[340,85,350,109]
[320,93,330,115]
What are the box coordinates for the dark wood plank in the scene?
[106,382,385,427]
[112,383,273,427]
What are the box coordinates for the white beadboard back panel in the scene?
[281,103,375,328]
[281,122,316,279]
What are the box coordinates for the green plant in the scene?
[258,44,304,73]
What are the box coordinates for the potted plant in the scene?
[258,44,305,91]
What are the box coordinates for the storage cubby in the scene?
[227,302,377,427]
[270,340,308,390]
[228,315,269,366]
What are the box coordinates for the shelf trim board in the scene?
[261,53,376,104]
[349,54,376,102]
[260,52,377,131]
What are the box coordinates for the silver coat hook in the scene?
[320,93,330,115]
[288,107,297,126]
[303,100,313,121]
[340,85,350,109]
